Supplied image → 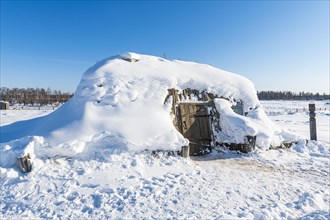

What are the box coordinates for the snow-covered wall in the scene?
[1,52,300,154]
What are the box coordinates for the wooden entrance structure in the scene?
[164,88,257,156]
[176,102,213,156]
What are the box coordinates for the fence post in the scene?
[309,103,317,141]
[181,146,190,157]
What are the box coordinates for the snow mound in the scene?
[1,53,300,158]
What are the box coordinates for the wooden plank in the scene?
[17,153,32,173]
[176,102,213,156]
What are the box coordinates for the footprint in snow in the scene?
[131,160,137,167]
[151,177,165,183]
[101,188,114,194]
[76,169,85,175]
[165,173,179,179]
[67,191,79,201]
[91,194,102,209]
[81,183,99,188]
[53,201,64,206]
[82,206,93,214]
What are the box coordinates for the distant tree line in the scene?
[0,87,73,105]
[1,87,329,104]
[257,91,330,100]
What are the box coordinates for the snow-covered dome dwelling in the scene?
[1,52,299,160]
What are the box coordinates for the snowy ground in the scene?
[261,100,330,145]
[1,100,329,219]
[0,109,53,126]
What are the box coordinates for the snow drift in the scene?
[1,52,300,158]
[1,101,329,219]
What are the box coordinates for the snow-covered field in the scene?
[261,100,330,145]
[0,109,53,126]
[1,100,329,219]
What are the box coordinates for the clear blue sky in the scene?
[1,1,329,93]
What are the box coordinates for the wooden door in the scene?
[177,103,212,155]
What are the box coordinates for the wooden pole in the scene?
[309,103,317,141]
[181,146,190,157]
[17,153,32,173]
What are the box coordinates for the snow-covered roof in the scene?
[78,52,259,110]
